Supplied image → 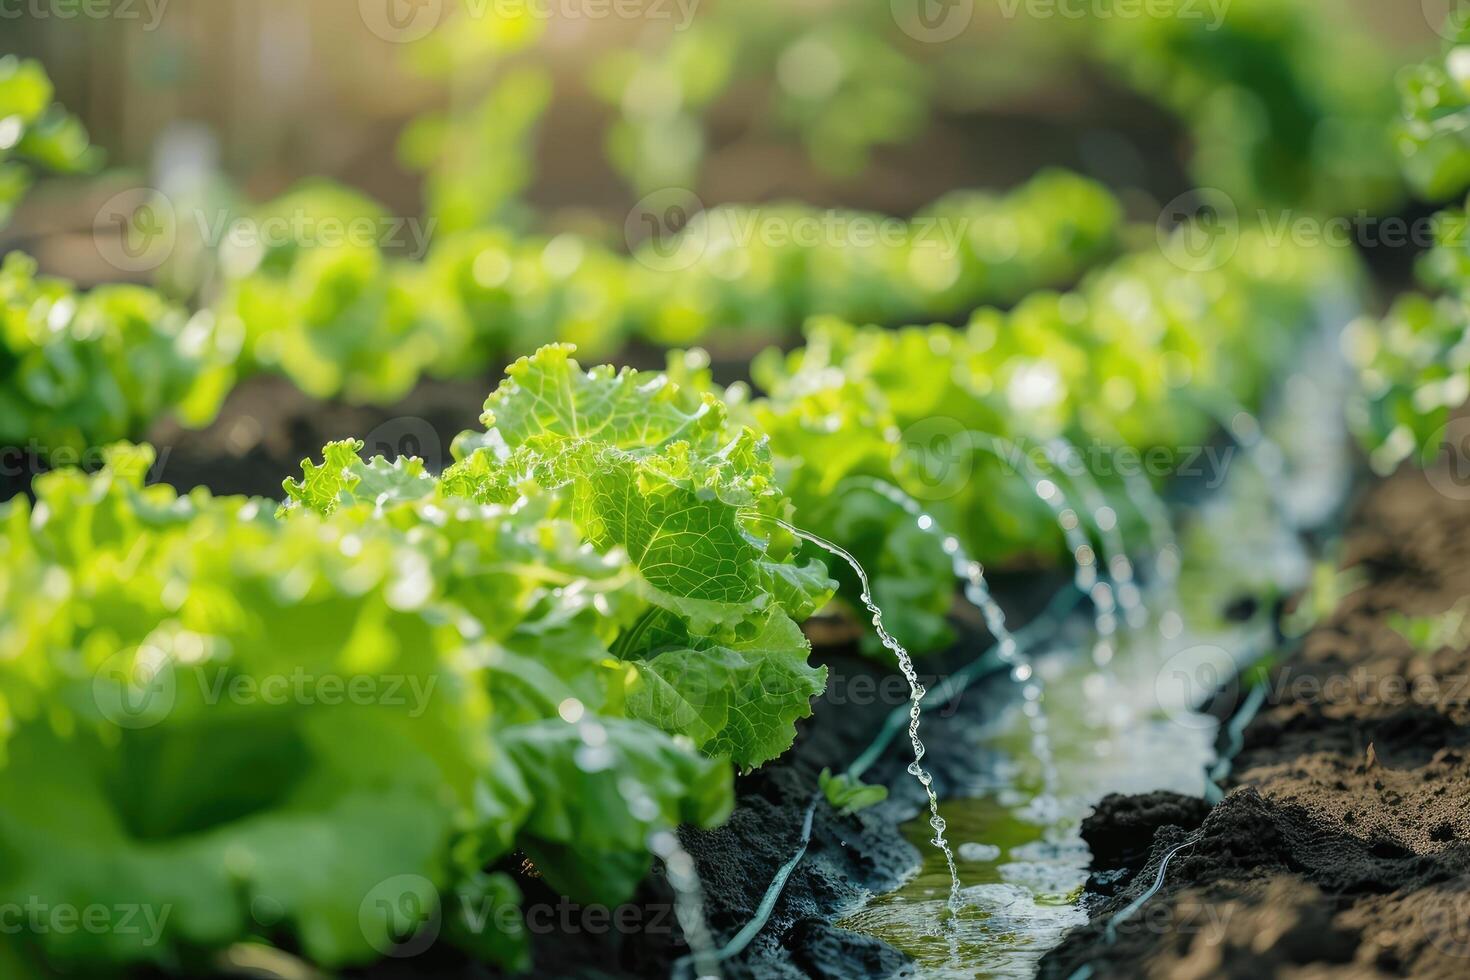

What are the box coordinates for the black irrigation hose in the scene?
[1062,830,1205,980]
[1066,633,1276,978]
[1204,680,1268,804]
[671,792,821,979]
[681,583,1086,973]
[682,565,1271,972]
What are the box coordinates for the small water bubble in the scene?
[958,842,1002,863]
[1231,411,1261,443]
[1117,582,1142,609]
[1160,610,1184,638]
[557,697,585,723]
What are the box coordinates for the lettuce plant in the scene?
[1346,26,1470,472]
[207,171,1121,403]
[0,347,841,975]
[0,56,99,227]
[722,229,1357,653]
[0,254,236,459]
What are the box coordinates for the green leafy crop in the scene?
[715,228,1356,654]
[1398,17,1470,203]
[0,350,831,976]
[284,344,836,770]
[0,253,236,457]
[1344,294,1470,474]
[205,171,1120,405]
[1347,29,1470,472]
[1085,0,1400,214]
[0,56,100,227]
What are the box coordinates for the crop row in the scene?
[1351,19,1470,474]
[0,218,1354,973]
[7,163,1120,458]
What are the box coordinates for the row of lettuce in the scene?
[6,165,1121,456]
[0,26,1451,975]
[0,218,1358,974]
[0,0,1429,465]
[1350,18,1470,475]
[0,351,833,975]
[0,56,98,227]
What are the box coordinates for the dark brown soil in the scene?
[143,374,496,500]
[127,346,755,503]
[1040,465,1470,979]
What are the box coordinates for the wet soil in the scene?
[1039,465,1470,980]
[336,595,1051,980]
[485,579,1065,980]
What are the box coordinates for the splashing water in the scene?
[1196,395,1292,519]
[1115,466,1185,641]
[971,434,1116,671]
[651,829,720,980]
[750,513,963,914]
[1044,439,1145,631]
[1077,420,1186,642]
[847,477,1061,813]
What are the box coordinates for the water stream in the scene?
[845,477,1061,814]
[1045,439,1145,631]
[837,392,1344,977]
[752,514,964,914]
[652,829,720,980]
[971,434,1116,675]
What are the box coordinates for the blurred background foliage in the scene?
[0,0,1430,281]
[0,0,1449,470]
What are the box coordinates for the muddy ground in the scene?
[1039,465,1470,980]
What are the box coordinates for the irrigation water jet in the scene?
[651,828,720,979]
[1045,438,1146,631]
[845,476,1061,812]
[970,433,1119,673]
[746,513,964,914]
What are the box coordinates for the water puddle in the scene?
[835,613,1232,979]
